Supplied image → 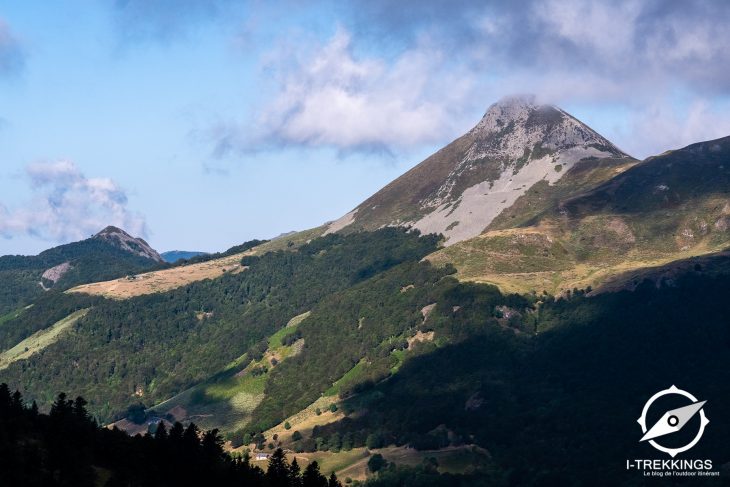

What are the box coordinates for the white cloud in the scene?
[531,0,642,65]
[216,28,475,154]
[0,161,147,243]
[620,99,730,157]
[206,1,730,159]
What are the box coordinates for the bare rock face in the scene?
[326,95,630,245]
[94,226,164,262]
[40,262,72,289]
[42,262,72,284]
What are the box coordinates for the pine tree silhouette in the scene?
[0,384,350,487]
[289,457,303,487]
[302,461,328,487]
[328,471,342,487]
[154,421,167,441]
[266,448,291,487]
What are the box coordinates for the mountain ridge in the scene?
[94,226,163,262]
[428,134,730,294]
[326,95,632,244]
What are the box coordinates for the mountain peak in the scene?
[473,94,540,132]
[325,96,634,245]
[95,225,129,238]
[488,94,538,115]
[468,95,626,164]
[496,93,537,107]
[93,226,163,262]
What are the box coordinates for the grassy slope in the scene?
[138,312,311,433]
[0,307,28,327]
[258,395,346,450]
[340,135,476,232]
[486,156,637,230]
[68,227,327,300]
[428,221,728,295]
[429,138,730,294]
[0,309,90,370]
[68,250,253,299]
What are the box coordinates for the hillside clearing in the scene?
[118,311,312,435]
[0,309,90,370]
[256,395,345,449]
[428,221,730,295]
[67,252,252,299]
[0,307,28,327]
[66,227,327,300]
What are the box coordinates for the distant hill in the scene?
[161,250,209,263]
[0,226,163,314]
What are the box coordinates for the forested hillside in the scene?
[3,226,729,485]
[2,196,730,486]
[0,292,100,355]
[302,273,730,485]
[248,265,531,433]
[0,229,440,420]
[0,236,161,315]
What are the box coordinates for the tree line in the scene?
[0,383,342,487]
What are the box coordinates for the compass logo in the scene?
[637,385,709,458]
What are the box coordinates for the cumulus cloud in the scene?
[0,161,147,243]
[213,29,475,155]
[0,18,24,76]
[204,0,730,158]
[102,0,730,156]
[619,100,730,157]
[349,0,730,91]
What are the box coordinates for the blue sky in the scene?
[1,1,730,255]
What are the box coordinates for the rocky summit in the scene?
[326,95,631,244]
[94,225,163,262]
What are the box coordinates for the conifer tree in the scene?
[183,423,200,449]
[266,448,291,487]
[327,471,342,487]
[154,421,167,441]
[168,421,185,443]
[289,457,302,487]
[302,461,328,487]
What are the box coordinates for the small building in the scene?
[255,453,270,461]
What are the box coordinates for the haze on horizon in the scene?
[1,0,730,256]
